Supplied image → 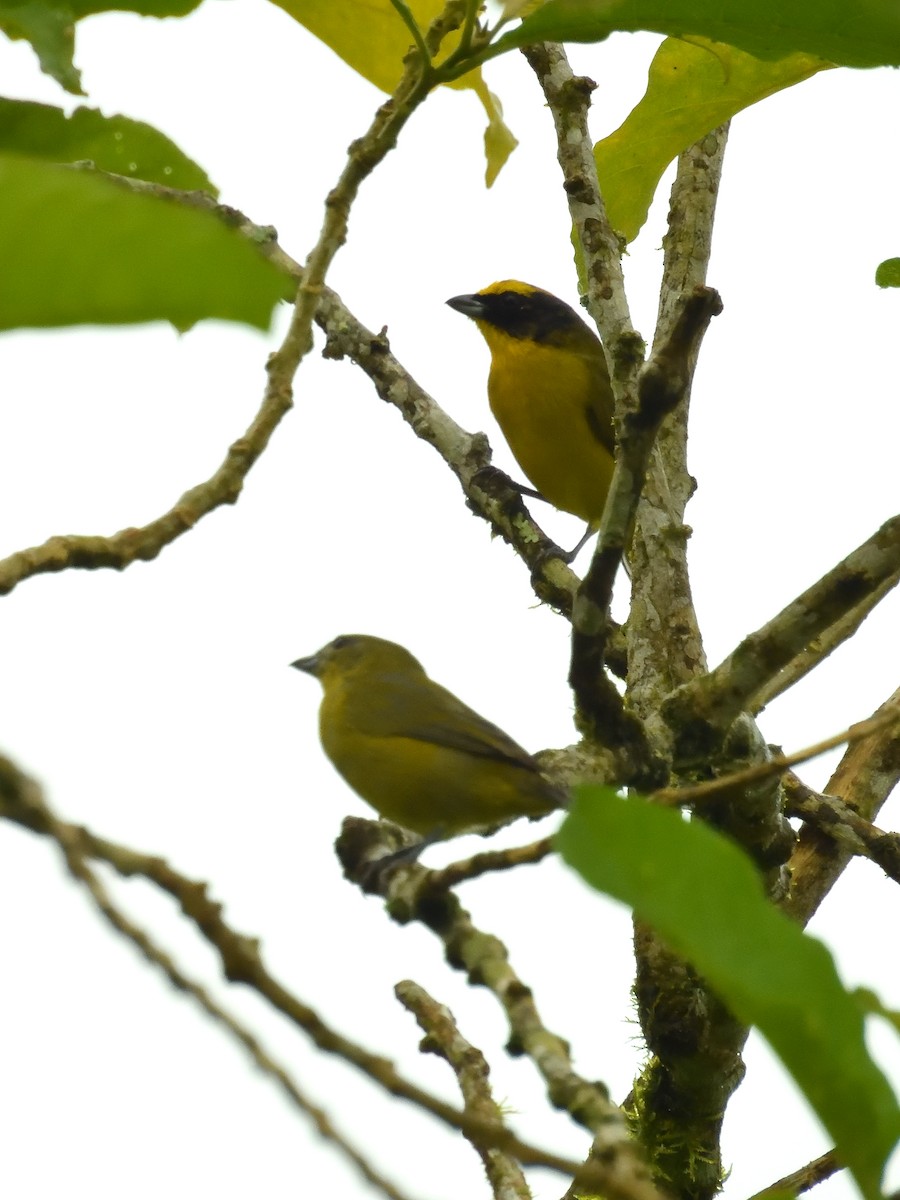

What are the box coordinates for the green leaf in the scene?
[595,39,829,242]
[558,788,900,1200]
[0,98,215,192]
[875,259,900,288]
[0,0,83,92]
[0,155,286,331]
[266,0,517,185]
[498,0,900,69]
[856,988,900,1035]
[0,0,203,94]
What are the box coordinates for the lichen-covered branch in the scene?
[628,132,728,720]
[336,817,665,1200]
[0,387,293,594]
[750,567,900,714]
[783,772,900,886]
[653,704,900,810]
[0,5,460,599]
[663,516,900,761]
[396,980,532,1200]
[569,288,722,781]
[745,1149,841,1200]
[0,767,583,1177]
[521,42,638,359]
[268,0,467,383]
[783,686,900,926]
[425,837,554,890]
[623,132,746,1200]
[0,755,414,1200]
[314,286,584,614]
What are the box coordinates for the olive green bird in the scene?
[292,634,563,839]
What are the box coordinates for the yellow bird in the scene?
[446,280,616,530]
[292,634,563,838]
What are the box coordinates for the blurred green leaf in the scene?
[0,98,215,192]
[0,0,203,94]
[499,0,900,68]
[0,155,285,331]
[266,0,517,184]
[595,39,829,242]
[875,259,900,288]
[558,787,900,1200]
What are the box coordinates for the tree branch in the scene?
[0,755,414,1200]
[663,516,900,762]
[569,287,722,778]
[314,286,584,615]
[336,817,665,1200]
[0,764,587,1178]
[783,686,900,926]
[521,42,638,357]
[783,772,900,886]
[745,1149,841,1200]
[0,5,460,598]
[396,980,532,1200]
[750,567,900,714]
[624,128,751,1200]
[653,704,900,810]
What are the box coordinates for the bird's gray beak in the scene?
[446,293,485,319]
[290,653,320,676]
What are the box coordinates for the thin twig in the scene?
[396,981,532,1200]
[662,515,900,758]
[521,42,638,356]
[426,837,554,890]
[783,686,900,926]
[0,768,585,1179]
[314,286,584,616]
[653,704,900,808]
[745,1149,842,1200]
[0,4,464,598]
[569,287,722,773]
[0,757,412,1200]
[336,818,666,1200]
[751,568,900,714]
[783,773,900,885]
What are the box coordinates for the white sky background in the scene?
[1,4,900,1198]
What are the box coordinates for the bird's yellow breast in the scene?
[480,325,615,526]
[317,667,556,836]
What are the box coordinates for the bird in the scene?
[291,634,564,840]
[446,280,616,537]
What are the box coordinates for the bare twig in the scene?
[0,5,463,599]
[625,129,740,1200]
[783,773,900,885]
[396,981,532,1200]
[337,818,666,1200]
[653,704,900,808]
[314,286,583,615]
[750,568,900,714]
[663,516,900,760]
[425,837,554,890]
[745,1149,842,1200]
[0,756,412,1200]
[570,287,722,773]
[521,42,638,359]
[0,769,587,1178]
[783,686,900,926]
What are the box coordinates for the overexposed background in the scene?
[1,6,899,1198]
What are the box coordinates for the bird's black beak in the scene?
[446,293,486,319]
[290,653,320,676]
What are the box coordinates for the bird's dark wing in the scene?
[579,345,616,456]
[352,671,543,773]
